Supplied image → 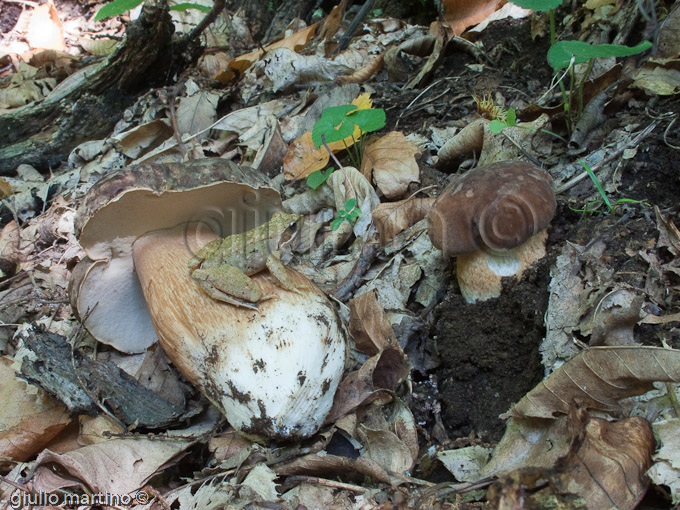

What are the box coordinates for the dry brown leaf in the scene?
[404,22,449,89]
[349,290,397,355]
[318,0,347,43]
[399,34,437,57]
[504,346,680,420]
[555,415,654,510]
[441,0,505,35]
[0,357,71,462]
[176,89,220,138]
[275,452,391,483]
[29,437,192,494]
[325,347,409,424]
[110,119,173,159]
[361,131,420,199]
[339,52,385,84]
[436,117,485,167]
[372,197,435,243]
[282,131,330,180]
[227,22,319,75]
[79,37,117,56]
[657,3,680,59]
[27,0,65,51]
[0,178,13,199]
[485,411,654,510]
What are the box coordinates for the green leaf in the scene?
[94,0,144,21]
[580,159,612,211]
[505,107,516,125]
[348,108,386,134]
[548,40,652,70]
[170,2,211,12]
[489,120,506,134]
[508,0,563,11]
[306,167,334,190]
[312,104,358,147]
[344,197,357,210]
[331,217,345,230]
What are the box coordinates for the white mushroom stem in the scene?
[456,229,548,304]
[131,224,348,441]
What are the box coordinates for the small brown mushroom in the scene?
[427,161,556,303]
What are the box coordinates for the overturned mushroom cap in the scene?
[427,161,556,258]
[70,159,282,353]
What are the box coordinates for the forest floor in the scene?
[0,0,679,509]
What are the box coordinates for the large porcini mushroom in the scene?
[70,159,348,440]
[427,161,556,303]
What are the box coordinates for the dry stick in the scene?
[395,79,446,128]
[554,120,659,194]
[336,0,375,53]
[180,0,227,48]
[281,475,370,493]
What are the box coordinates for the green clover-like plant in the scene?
[331,198,361,230]
[95,0,209,22]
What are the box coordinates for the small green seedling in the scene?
[489,107,568,143]
[94,0,209,22]
[310,102,386,230]
[331,198,361,230]
[509,0,651,132]
[571,159,649,216]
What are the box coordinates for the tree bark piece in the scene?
[0,2,174,175]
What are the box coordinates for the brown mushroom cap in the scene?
[427,161,556,258]
[70,159,282,353]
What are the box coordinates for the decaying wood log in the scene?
[0,2,175,175]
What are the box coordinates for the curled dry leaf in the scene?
[503,346,680,420]
[441,0,504,35]
[399,34,437,57]
[404,23,449,90]
[226,23,319,75]
[275,451,391,484]
[339,52,385,84]
[372,197,435,243]
[360,131,420,199]
[349,289,398,355]
[555,415,654,510]
[325,347,410,425]
[436,117,485,167]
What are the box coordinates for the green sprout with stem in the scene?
[489,106,568,143]
[307,103,386,230]
[570,159,649,216]
[508,0,651,133]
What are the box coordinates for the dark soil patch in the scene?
[433,259,550,442]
